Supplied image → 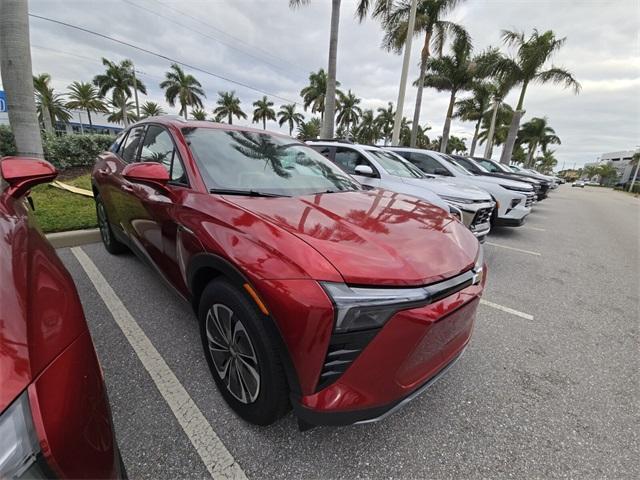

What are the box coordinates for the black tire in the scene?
[95,194,127,254]
[198,279,289,425]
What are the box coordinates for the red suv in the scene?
[0,157,125,477]
[92,117,486,427]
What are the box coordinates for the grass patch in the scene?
[63,173,93,191]
[30,182,97,233]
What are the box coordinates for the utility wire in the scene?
[121,0,306,80]
[147,0,308,76]
[28,13,299,104]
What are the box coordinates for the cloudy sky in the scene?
[11,0,640,168]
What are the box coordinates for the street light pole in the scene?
[391,0,418,146]
[132,65,140,120]
[629,155,640,193]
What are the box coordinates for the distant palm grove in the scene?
[30,0,580,173]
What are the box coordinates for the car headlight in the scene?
[320,282,430,333]
[472,245,484,285]
[0,391,48,478]
[448,204,463,221]
[500,184,532,193]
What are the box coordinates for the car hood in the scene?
[376,177,450,211]
[463,174,534,191]
[226,189,479,286]
[0,196,87,413]
[401,176,493,201]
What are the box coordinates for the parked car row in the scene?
[2,116,559,477]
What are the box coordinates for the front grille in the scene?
[316,329,379,391]
[471,207,493,228]
[525,194,535,208]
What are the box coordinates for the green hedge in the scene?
[0,125,115,169]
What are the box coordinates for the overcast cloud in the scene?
[8,0,640,168]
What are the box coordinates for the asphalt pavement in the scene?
[58,185,639,479]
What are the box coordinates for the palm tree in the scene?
[496,29,580,164]
[382,0,468,147]
[299,69,341,123]
[482,71,518,158]
[454,82,492,156]
[277,104,304,136]
[0,0,43,157]
[447,135,466,154]
[335,90,362,137]
[251,96,276,130]
[289,1,388,138]
[376,102,396,146]
[535,149,557,175]
[422,37,497,152]
[159,63,206,120]
[93,58,147,128]
[597,163,618,185]
[296,117,321,141]
[191,108,207,120]
[33,74,71,132]
[352,109,381,144]
[478,102,513,148]
[517,117,560,166]
[108,92,137,125]
[140,101,166,118]
[213,91,246,124]
[66,81,108,131]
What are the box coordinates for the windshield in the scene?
[456,156,490,173]
[439,154,474,176]
[368,150,424,178]
[183,128,361,196]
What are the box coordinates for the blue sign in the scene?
[0,91,6,112]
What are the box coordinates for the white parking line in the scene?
[485,242,541,256]
[71,247,247,480]
[522,226,546,232]
[480,299,534,320]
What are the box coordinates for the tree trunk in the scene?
[526,141,537,167]
[0,0,44,158]
[87,109,93,129]
[289,123,293,136]
[500,82,528,164]
[121,102,129,128]
[470,118,481,157]
[183,103,188,120]
[483,99,500,158]
[410,30,431,148]
[263,117,266,130]
[42,104,54,134]
[228,113,232,125]
[322,0,341,139]
[440,90,456,153]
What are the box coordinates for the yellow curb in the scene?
[52,180,94,197]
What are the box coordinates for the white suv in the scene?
[307,141,495,240]
[388,147,534,227]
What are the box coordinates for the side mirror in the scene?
[434,168,450,176]
[122,162,170,187]
[354,164,375,177]
[0,156,58,198]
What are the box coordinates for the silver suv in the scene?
[307,141,495,241]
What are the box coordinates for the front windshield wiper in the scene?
[209,188,288,198]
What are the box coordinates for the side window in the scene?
[109,131,128,153]
[454,157,477,173]
[409,153,451,176]
[334,147,377,176]
[120,126,146,163]
[140,125,188,185]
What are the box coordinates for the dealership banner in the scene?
[0,91,7,112]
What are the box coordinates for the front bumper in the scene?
[292,280,483,426]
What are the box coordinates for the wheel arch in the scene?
[187,253,302,397]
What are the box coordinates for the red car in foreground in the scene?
[0,157,125,478]
[92,117,486,428]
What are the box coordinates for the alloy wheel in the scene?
[97,201,110,245]
[206,304,261,404]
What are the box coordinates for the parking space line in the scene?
[480,299,534,320]
[521,226,546,232]
[485,242,541,256]
[71,247,247,480]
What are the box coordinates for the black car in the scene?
[451,155,551,200]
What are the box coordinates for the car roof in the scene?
[131,115,295,140]
[306,141,383,152]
